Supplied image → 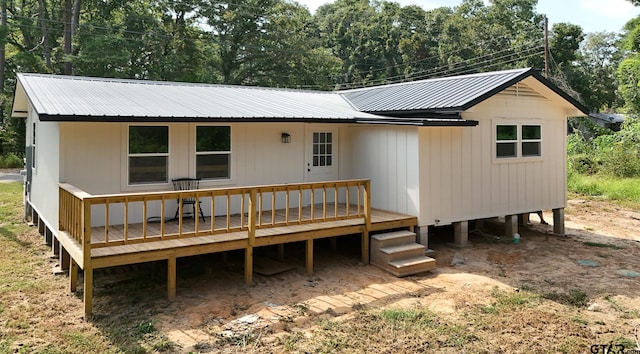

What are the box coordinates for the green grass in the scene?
[568,174,640,209]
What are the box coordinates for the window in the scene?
[495,123,541,159]
[496,125,517,158]
[521,125,541,157]
[128,126,168,184]
[312,132,332,167]
[31,123,36,169]
[196,126,231,180]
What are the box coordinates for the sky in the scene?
[296,0,640,34]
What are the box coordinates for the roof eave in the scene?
[356,118,478,127]
[37,114,365,123]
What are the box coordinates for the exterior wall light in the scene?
[281,132,291,143]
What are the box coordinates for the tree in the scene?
[578,32,622,111]
[617,16,640,112]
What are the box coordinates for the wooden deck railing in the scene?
[58,179,371,250]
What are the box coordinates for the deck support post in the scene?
[362,180,371,265]
[330,237,337,252]
[44,226,52,245]
[453,221,469,246]
[505,215,518,237]
[70,259,78,292]
[245,189,257,285]
[552,208,565,235]
[60,248,70,271]
[38,216,44,235]
[167,257,176,300]
[83,267,93,320]
[245,247,253,284]
[82,199,93,320]
[277,244,285,260]
[52,233,60,256]
[306,239,313,276]
[518,213,530,225]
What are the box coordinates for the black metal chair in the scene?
[172,178,206,222]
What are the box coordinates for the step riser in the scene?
[374,258,436,277]
[376,248,426,264]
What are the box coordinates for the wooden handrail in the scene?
[59,179,370,249]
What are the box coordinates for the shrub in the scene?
[0,153,23,168]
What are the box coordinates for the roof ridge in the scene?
[16,72,335,95]
[338,67,532,93]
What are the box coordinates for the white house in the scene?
[11,68,587,317]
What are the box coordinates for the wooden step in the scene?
[387,256,436,277]
[379,243,426,262]
[371,230,416,248]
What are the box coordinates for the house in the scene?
[11,68,588,318]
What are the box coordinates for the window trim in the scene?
[493,120,543,163]
[126,124,170,186]
[195,125,232,181]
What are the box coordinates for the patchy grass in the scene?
[0,182,175,353]
[568,175,640,210]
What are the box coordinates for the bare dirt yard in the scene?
[1,181,639,353]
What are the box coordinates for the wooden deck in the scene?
[53,179,417,319]
[87,206,416,268]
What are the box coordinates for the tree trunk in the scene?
[72,0,80,39]
[63,0,72,75]
[38,0,52,70]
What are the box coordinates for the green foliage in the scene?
[0,153,23,168]
[568,116,640,178]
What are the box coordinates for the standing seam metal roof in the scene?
[16,74,383,121]
[14,67,587,123]
[339,68,533,113]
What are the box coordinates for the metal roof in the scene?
[14,73,384,122]
[339,68,587,115]
[13,67,587,125]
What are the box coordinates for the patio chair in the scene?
[172,177,206,222]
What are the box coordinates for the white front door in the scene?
[304,125,339,182]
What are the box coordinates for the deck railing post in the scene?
[245,189,257,284]
[362,180,371,264]
[82,199,93,319]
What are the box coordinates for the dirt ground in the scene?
[3,183,639,352]
[125,198,639,352]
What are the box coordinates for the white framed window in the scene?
[495,123,542,159]
[196,126,231,180]
[312,132,332,167]
[128,125,169,185]
[31,122,36,169]
[496,125,517,158]
[521,125,541,157]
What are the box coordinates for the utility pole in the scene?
[543,15,549,77]
[0,0,7,125]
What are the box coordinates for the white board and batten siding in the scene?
[58,121,348,226]
[27,110,61,233]
[345,125,421,218]
[418,88,568,227]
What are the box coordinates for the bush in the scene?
[0,153,24,168]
